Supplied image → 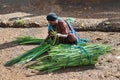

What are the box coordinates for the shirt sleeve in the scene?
[48,24,53,32]
[59,21,69,34]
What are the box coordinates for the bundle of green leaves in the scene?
[29,44,113,72]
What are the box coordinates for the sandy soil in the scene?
[0,1,120,80]
[0,28,120,80]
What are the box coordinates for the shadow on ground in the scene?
[25,65,96,77]
[0,42,18,50]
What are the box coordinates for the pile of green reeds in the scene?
[29,44,113,72]
[4,32,57,66]
[4,38,53,66]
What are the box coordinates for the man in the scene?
[46,13,78,44]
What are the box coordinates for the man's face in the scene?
[48,20,58,26]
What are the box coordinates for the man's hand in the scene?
[49,31,57,37]
[49,31,68,38]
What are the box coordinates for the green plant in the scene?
[15,19,25,25]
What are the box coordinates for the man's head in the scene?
[46,13,58,26]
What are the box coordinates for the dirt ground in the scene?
[0,1,120,80]
[0,28,120,80]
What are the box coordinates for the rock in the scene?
[103,41,109,44]
[117,43,120,46]
[116,56,120,60]
[96,38,102,41]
